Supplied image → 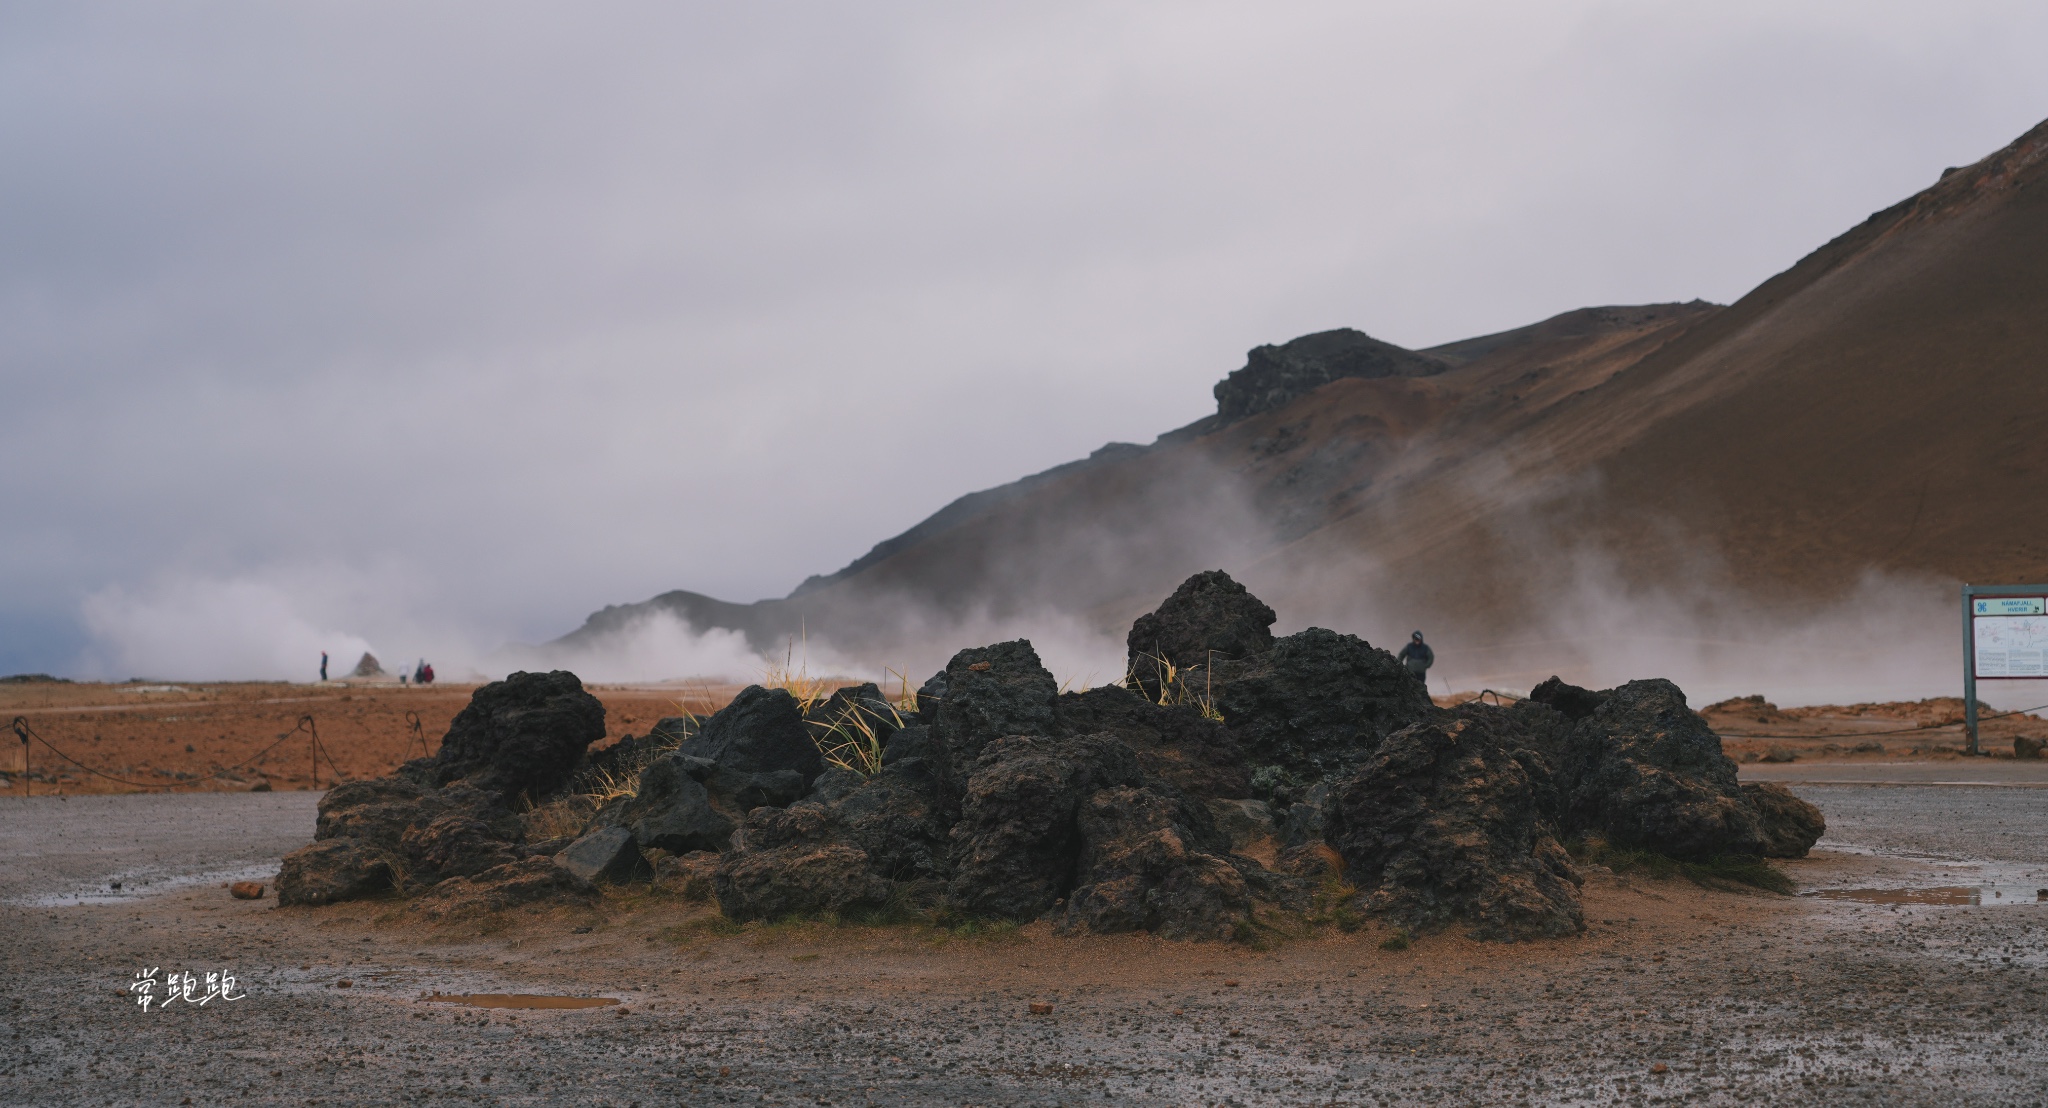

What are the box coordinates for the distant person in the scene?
[319,652,328,682]
[1397,631,1434,685]
[413,660,426,685]
[420,663,435,686]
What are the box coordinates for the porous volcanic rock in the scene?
[807,682,908,748]
[308,779,528,895]
[925,641,1062,802]
[399,788,524,887]
[1741,783,1827,858]
[714,804,892,921]
[594,754,735,855]
[1326,712,1583,941]
[1057,685,1251,800]
[944,734,1145,921]
[1527,676,1609,722]
[277,839,396,907]
[676,685,824,783]
[417,670,606,804]
[1555,679,1768,860]
[652,850,721,901]
[827,763,953,884]
[313,777,437,852]
[1212,626,1436,788]
[1205,798,1278,853]
[411,857,597,919]
[555,826,654,885]
[1125,570,1277,698]
[1061,784,1250,940]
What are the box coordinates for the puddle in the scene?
[1803,885,2048,906]
[419,993,619,1010]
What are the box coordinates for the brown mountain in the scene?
[558,117,2048,685]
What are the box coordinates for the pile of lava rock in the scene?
[277,570,1824,942]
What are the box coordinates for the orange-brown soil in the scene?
[0,680,744,796]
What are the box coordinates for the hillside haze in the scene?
[556,117,2048,699]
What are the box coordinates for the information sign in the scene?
[1974,597,2045,616]
[1963,585,2048,755]
[1974,615,2048,677]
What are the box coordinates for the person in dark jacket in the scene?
[1397,631,1433,684]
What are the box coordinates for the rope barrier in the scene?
[403,711,430,761]
[1710,703,2048,741]
[1448,691,2048,741]
[10,714,311,791]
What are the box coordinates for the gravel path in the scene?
[3,787,2045,1106]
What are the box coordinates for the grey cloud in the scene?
[3,1,2046,676]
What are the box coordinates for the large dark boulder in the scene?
[1742,783,1826,858]
[1557,679,1768,860]
[398,786,524,887]
[277,840,396,907]
[314,777,436,852]
[713,803,892,921]
[1125,570,1277,699]
[1057,685,1251,800]
[423,671,606,804]
[944,734,1144,922]
[1062,784,1250,940]
[707,751,954,918]
[1213,627,1437,789]
[807,682,908,742]
[828,763,954,884]
[676,685,824,782]
[555,826,654,885]
[311,779,526,894]
[925,641,1062,802]
[594,754,736,855]
[1326,713,1583,941]
[1527,677,1609,722]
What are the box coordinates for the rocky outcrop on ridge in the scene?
[1213,328,1450,424]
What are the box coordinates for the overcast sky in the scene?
[5,2,2047,680]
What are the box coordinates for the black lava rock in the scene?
[1741,782,1826,858]
[398,786,524,887]
[1057,685,1251,801]
[713,803,893,921]
[555,826,654,885]
[1061,782,1249,940]
[677,685,825,783]
[944,734,1144,922]
[1326,712,1583,941]
[423,671,607,804]
[277,840,396,907]
[1527,676,1609,722]
[1556,679,1768,861]
[1213,627,1437,788]
[925,640,1062,805]
[595,754,736,855]
[1125,570,1277,699]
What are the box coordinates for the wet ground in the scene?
[4,779,2046,1106]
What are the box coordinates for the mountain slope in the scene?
[559,117,2048,687]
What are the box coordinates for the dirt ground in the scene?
[0,680,746,796]
[10,682,2042,799]
[4,783,2047,1106]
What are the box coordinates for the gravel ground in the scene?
[4,784,2046,1106]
